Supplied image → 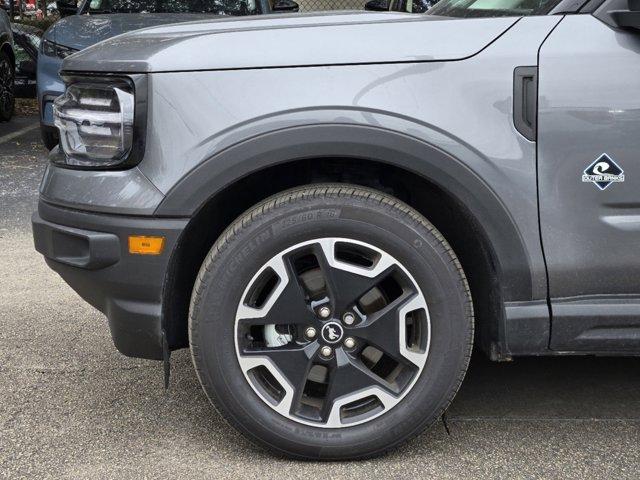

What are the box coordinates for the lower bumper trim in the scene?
[33,213,120,269]
[32,200,188,360]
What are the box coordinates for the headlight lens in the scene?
[53,80,135,167]
[42,38,78,59]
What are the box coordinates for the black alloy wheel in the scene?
[189,184,473,459]
[234,237,430,428]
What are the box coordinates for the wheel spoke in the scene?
[321,349,397,423]
[241,343,318,391]
[239,342,319,416]
[236,254,317,328]
[350,292,418,366]
[313,240,396,314]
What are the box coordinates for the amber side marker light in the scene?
[128,236,165,255]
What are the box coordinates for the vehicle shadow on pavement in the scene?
[449,354,640,421]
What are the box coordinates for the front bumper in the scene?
[32,200,188,360]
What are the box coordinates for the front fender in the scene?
[155,123,533,303]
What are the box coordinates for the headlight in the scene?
[53,78,140,168]
[42,38,78,59]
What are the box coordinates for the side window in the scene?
[426,0,564,16]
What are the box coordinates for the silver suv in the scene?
[32,0,640,459]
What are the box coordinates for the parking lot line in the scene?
[0,122,40,145]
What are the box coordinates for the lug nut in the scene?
[344,337,356,349]
[318,306,331,319]
[320,346,333,358]
[342,312,356,325]
[304,327,317,339]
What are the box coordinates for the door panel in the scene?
[538,15,640,351]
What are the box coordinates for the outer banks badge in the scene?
[582,154,625,191]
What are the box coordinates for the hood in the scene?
[63,11,520,73]
[45,12,221,51]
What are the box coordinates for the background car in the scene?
[0,8,14,122]
[365,0,437,13]
[37,0,300,150]
[11,22,40,98]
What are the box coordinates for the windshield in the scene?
[426,0,561,17]
[87,0,258,15]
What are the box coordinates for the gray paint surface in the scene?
[537,15,640,350]
[38,12,236,128]
[63,12,517,72]
[538,15,640,298]
[145,16,558,303]
[40,160,164,215]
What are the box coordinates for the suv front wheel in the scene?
[189,184,473,459]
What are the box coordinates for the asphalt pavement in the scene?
[1,116,639,479]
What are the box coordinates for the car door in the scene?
[538,6,640,352]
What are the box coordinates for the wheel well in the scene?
[163,158,503,357]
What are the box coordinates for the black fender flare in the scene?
[156,124,532,302]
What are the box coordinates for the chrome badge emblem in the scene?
[321,322,344,344]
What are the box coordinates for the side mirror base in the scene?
[598,0,640,30]
[610,9,640,29]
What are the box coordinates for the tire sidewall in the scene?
[190,189,471,458]
[0,52,14,122]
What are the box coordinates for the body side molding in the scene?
[551,296,640,353]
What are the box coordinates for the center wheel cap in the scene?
[321,321,344,344]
